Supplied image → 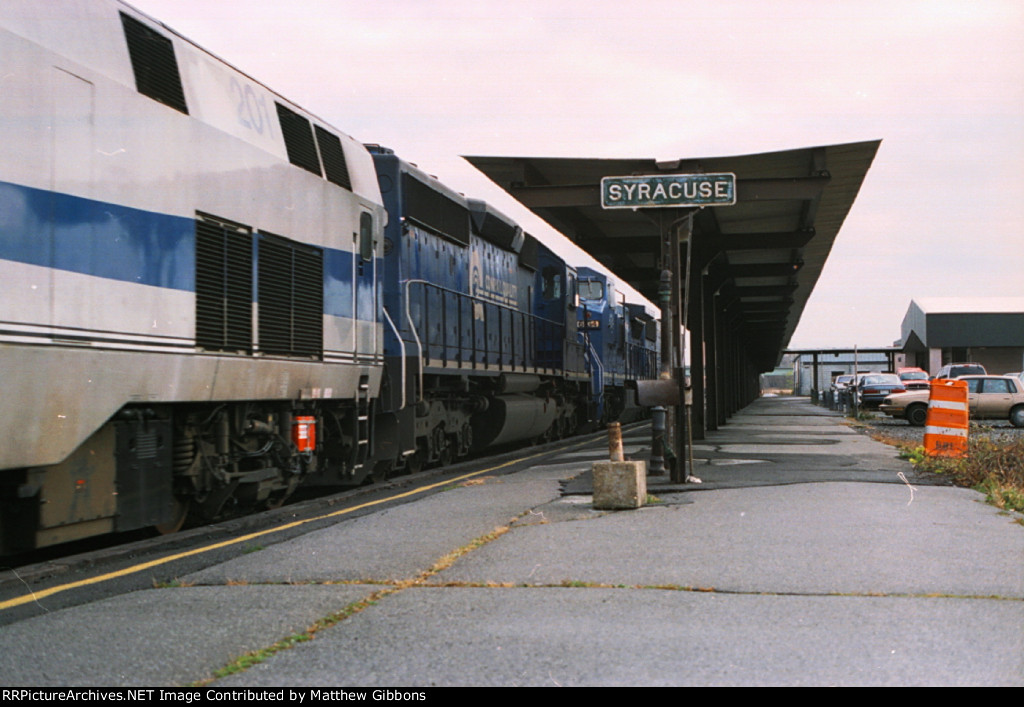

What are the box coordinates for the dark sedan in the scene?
[855,373,906,409]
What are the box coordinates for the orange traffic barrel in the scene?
[923,379,968,458]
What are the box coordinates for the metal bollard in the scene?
[649,406,666,475]
[608,422,624,462]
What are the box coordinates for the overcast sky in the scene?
[129,0,1024,349]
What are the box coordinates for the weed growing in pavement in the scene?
[902,437,1024,519]
[426,525,510,576]
[196,591,394,685]
[898,446,927,465]
[151,577,194,588]
[193,523,516,684]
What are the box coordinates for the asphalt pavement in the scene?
[1,396,1021,687]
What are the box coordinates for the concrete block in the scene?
[592,460,647,509]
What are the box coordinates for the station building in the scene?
[900,298,1024,375]
[790,350,898,396]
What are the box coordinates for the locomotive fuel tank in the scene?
[470,395,559,449]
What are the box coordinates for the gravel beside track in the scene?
[844,409,1024,447]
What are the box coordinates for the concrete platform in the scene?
[1,397,1021,686]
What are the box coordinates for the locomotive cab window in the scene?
[542,266,561,300]
[579,280,603,301]
[359,212,374,263]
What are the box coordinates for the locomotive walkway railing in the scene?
[625,342,659,382]
[381,306,406,410]
[404,279,567,376]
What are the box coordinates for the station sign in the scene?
[601,173,736,209]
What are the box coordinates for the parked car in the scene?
[854,373,906,409]
[879,390,931,426]
[896,367,930,390]
[879,375,1024,427]
[934,362,987,379]
[831,374,854,393]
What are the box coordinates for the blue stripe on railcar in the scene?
[324,248,355,319]
[0,180,194,291]
[0,179,371,321]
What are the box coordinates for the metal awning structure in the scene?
[466,140,880,471]
[467,140,879,368]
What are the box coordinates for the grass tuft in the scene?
[152,578,194,589]
[899,436,1024,518]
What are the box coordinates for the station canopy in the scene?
[466,140,880,371]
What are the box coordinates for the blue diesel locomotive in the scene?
[577,267,659,424]
[368,146,594,476]
[0,0,657,554]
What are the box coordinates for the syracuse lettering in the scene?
[602,174,735,208]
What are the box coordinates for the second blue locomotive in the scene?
[368,146,606,476]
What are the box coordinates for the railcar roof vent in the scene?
[467,199,524,253]
[518,234,539,271]
[402,173,470,246]
[315,126,352,191]
[121,12,189,115]
[276,103,322,177]
[626,304,653,321]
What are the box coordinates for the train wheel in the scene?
[438,437,453,467]
[372,460,394,483]
[407,450,425,474]
[431,426,451,467]
[155,498,190,535]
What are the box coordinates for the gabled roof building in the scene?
[900,298,1024,375]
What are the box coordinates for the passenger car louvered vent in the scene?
[258,233,323,358]
[276,103,322,176]
[402,174,470,246]
[195,217,252,353]
[314,126,352,190]
[120,12,188,115]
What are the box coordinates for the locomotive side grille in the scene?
[120,12,189,115]
[314,126,352,191]
[258,233,323,359]
[257,236,292,355]
[402,173,470,246]
[291,246,325,357]
[195,217,253,354]
[276,103,322,177]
